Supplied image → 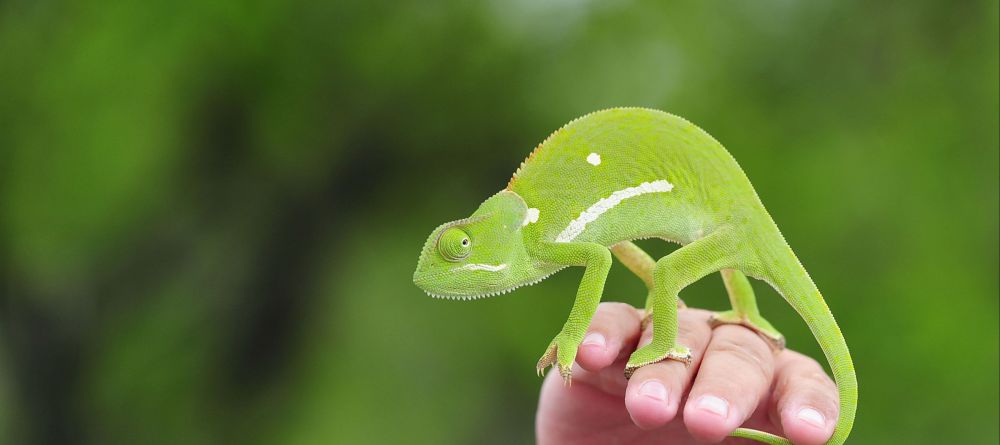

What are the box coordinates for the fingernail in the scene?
[638,380,668,402]
[695,395,729,418]
[581,332,606,350]
[797,407,826,428]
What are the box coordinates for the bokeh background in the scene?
[1,0,997,444]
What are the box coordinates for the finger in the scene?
[771,349,838,445]
[624,308,715,430]
[576,302,642,372]
[683,324,776,442]
[536,363,634,443]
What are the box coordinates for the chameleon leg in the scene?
[741,246,857,445]
[610,241,686,319]
[711,268,785,349]
[532,242,613,384]
[624,230,735,378]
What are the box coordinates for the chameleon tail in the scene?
[730,243,857,445]
[730,428,792,444]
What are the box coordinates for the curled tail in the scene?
[744,242,858,445]
[729,245,858,445]
[731,428,793,444]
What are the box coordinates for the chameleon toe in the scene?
[624,344,692,379]
[710,310,786,351]
[536,343,558,376]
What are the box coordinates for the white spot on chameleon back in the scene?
[586,152,601,166]
[523,207,540,226]
[555,179,675,243]
[454,263,508,272]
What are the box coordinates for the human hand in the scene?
[536,303,838,445]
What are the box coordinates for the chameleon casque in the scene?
[412,108,856,445]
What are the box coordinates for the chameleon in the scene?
[412,108,856,445]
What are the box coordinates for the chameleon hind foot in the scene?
[710,310,786,350]
[536,335,577,385]
[624,343,691,379]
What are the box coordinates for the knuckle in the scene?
[600,301,638,317]
[593,302,637,326]
[710,333,773,378]
[676,317,711,346]
[678,309,712,327]
[676,322,700,341]
[680,307,713,317]
[706,377,744,396]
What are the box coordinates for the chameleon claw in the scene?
[536,342,558,377]
[536,341,574,385]
[559,364,573,387]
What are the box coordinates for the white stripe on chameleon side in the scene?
[453,263,508,272]
[555,179,675,243]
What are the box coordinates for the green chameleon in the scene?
[412,108,856,445]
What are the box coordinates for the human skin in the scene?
[536,303,839,445]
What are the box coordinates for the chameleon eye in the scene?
[438,227,472,261]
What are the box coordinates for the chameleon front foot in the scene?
[536,335,577,385]
[638,299,687,331]
[624,343,692,379]
[710,310,786,350]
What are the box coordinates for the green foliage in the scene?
[0,0,996,444]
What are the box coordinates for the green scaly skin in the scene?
[413,108,856,445]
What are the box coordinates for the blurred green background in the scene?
[1,0,997,444]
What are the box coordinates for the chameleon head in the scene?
[413,190,542,300]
